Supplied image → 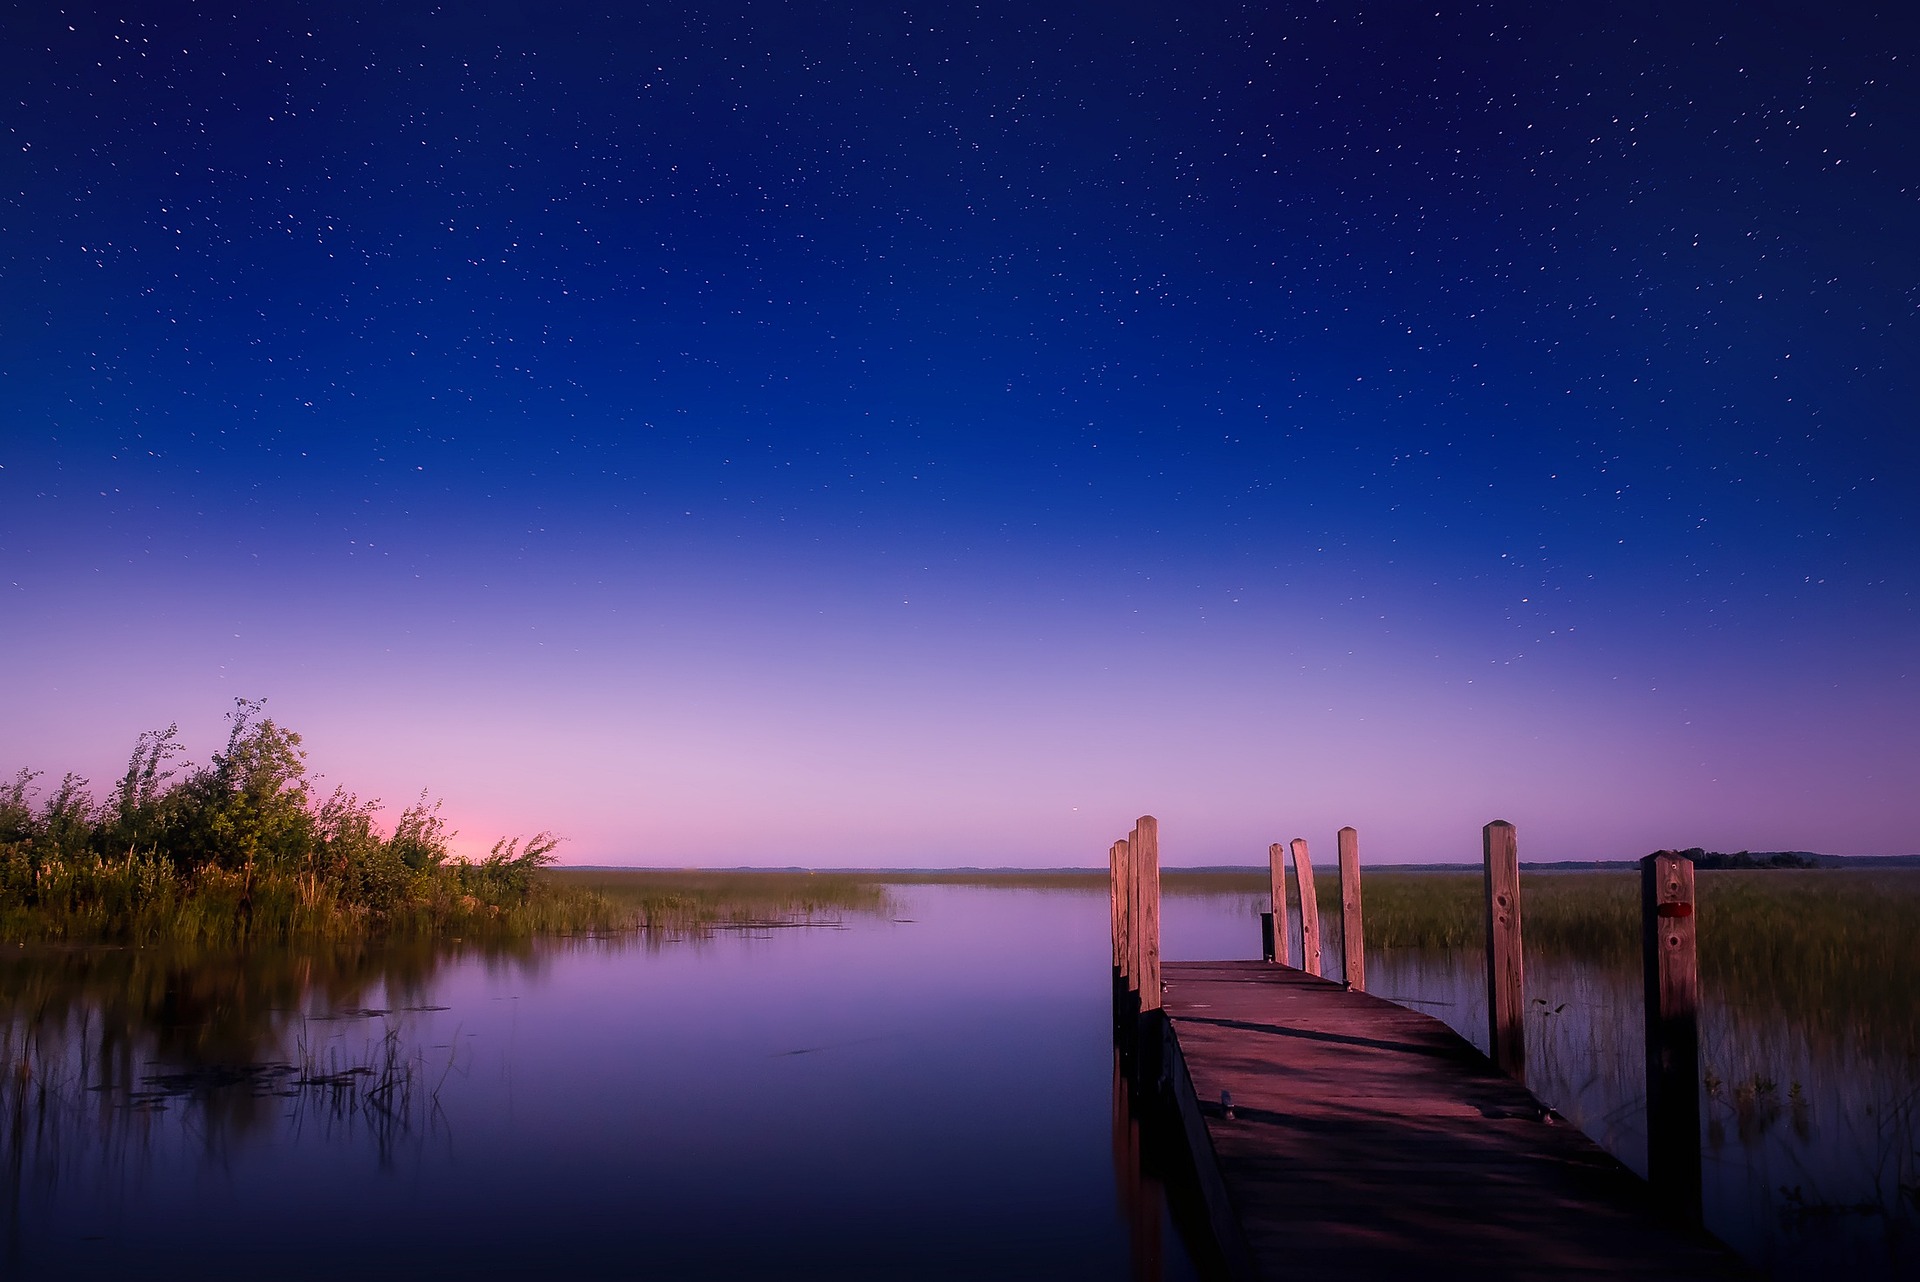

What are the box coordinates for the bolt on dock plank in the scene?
[1110,817,1747,1281]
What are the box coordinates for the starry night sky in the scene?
[4,1,1916,864]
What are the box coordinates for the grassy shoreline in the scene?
[0,702,912,945]
[538,868,895,933]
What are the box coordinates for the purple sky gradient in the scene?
[4,3,1915,864]
[9,515,1912,863]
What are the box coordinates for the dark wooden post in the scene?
[1134,816,1161,1012]
[1338,826,1365,992]
[1290,837,1321,977]
[1641,851,1702,1226]
[1267,841,1288,965]
[1483,820,1525,1079]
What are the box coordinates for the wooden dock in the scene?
[1158,962,1744,1280]
[1110,818,1749,1281]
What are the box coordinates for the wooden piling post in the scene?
[1134,816,1161,1012]
[1338,826,1364,992]
[1124,837,1137,995]
[1290,837,1321,977]
[1111,837,1132,1032]
[1482,820,1525,1080]
[1641,851,1703,1226]
[1267,842,1288,965]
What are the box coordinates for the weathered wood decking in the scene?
[1157,961,1747,1281]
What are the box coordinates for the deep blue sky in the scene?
[3,2,1916,862]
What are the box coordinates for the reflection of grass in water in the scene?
[0,874,894,1111]
[1356,870,1920,1264]
[1707,1058,1920,1232]
[286,1022,451,1166]
[537,869,896,933]
[1,1011,450,1198]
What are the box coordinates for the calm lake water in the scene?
[5,886,1213,1281]
[5,884,1915,1280]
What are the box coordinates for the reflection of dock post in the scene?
[1482,819,1526,1080]
[1264,842,1286,965]
[1110,1049,1165,1282]
[1289,838,1320,977]
[1641,850,1703,1227]
[1109,817,1168,1280]
[1337,826,1364,991]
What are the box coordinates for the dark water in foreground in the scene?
[6,885,1917,1280]
[4,887,1210,1281]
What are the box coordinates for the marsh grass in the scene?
[1275,867,1920,1057]
[537,869,896,933]
[887,865,1920,1057]
[1,704,916,946]
[0,701,568,945]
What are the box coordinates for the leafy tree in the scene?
[315,787,412,912]
[388,792,453,872]
[471,833,561,902]
[39,774,95,856]
[0,769,37,846]
[104,724,183,855]
[1,700,564,940]
[173,699,315,880]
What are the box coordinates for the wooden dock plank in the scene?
[1160,961,1746,1282]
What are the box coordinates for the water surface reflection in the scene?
[4,887,1203,1281]
[8,881,1909,1280]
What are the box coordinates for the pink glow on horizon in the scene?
[6,554,1913,866]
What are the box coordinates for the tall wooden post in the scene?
[1112,835,1135,1046]
[1134,816,1161,1012]
[1641,851,1702,1226]
[1338,826,1365,992]
[1290,837,1321,977]
[1267,841,1288,966]
[1126,823,1141,1001]
[1483,820,1525,1080]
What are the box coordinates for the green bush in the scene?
[0,699,568,944]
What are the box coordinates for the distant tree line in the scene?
[0,700,559,942]
[1669,847,1821,870]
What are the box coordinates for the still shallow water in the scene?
[1260,889,1919,1282]
[6,885,1915,1280]
[5,886,1217,1281]
[1370,950,1920,1281]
